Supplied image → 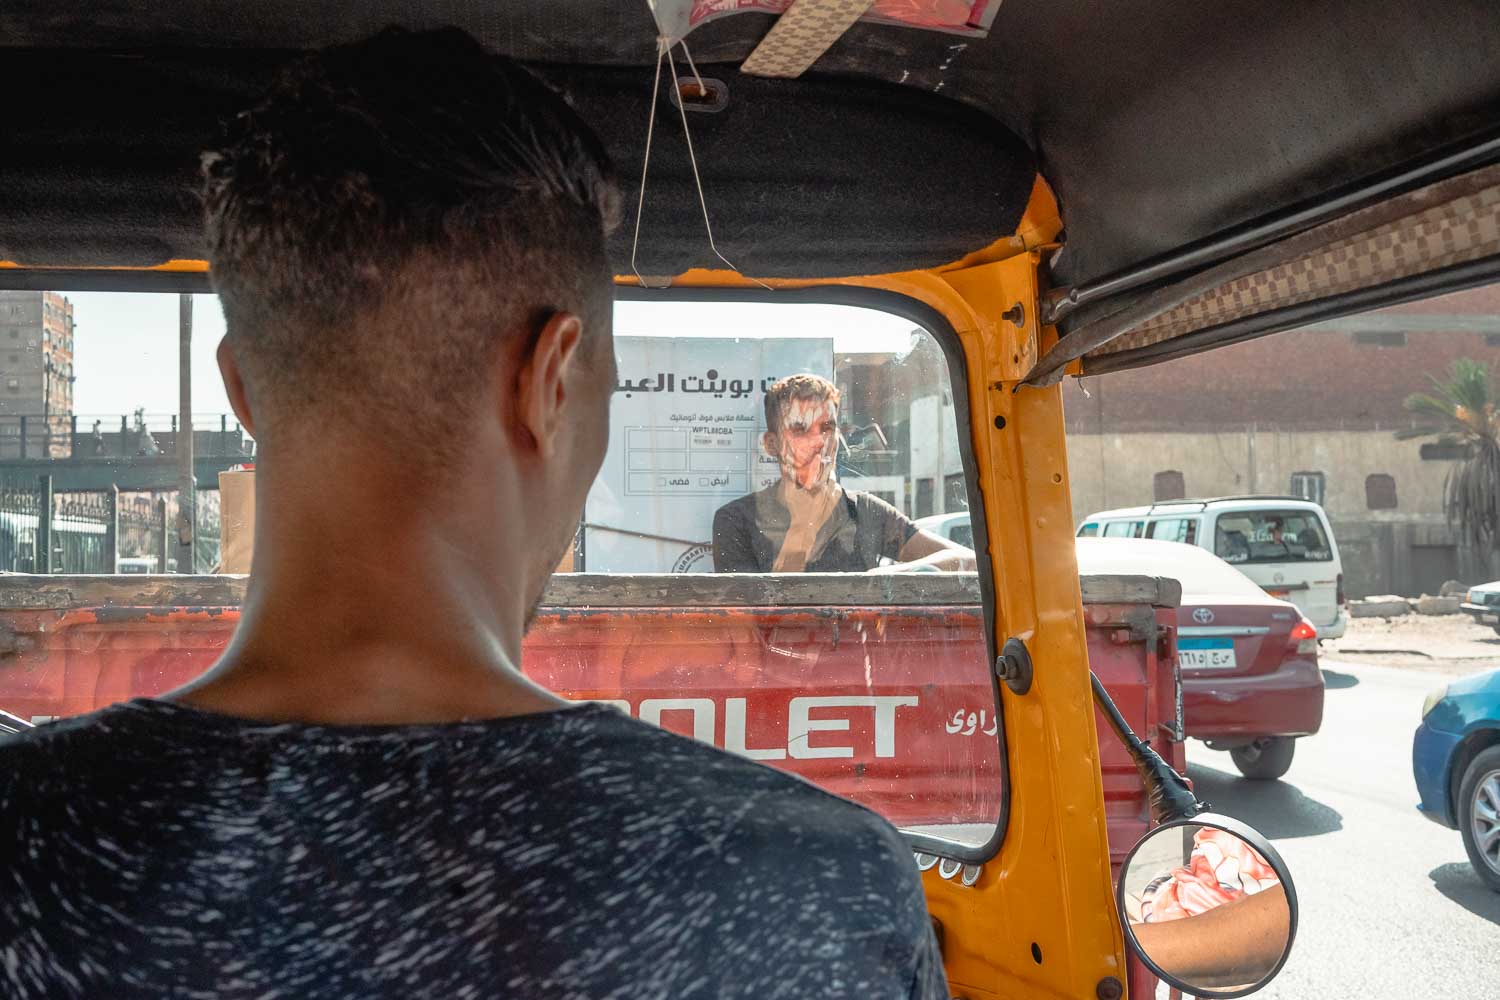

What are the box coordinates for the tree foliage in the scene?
[1400,359,1500,553]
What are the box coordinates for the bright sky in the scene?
[614,299,924,354]
[64,293,926,420]
[69,293,231,419]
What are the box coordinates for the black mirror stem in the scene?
[1090,671,1205,824]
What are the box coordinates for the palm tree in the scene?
[1399,359,1500,553]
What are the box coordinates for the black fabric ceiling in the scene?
[4,1,1500,292]
[0,49,1033,278]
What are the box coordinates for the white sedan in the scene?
[1462,581,1500,634]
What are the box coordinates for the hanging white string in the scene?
[668,40,771,289]
[679,38,707,99]
[628,38,668,287]
[635,0,770,290]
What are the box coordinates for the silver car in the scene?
[1462,581,1500,635]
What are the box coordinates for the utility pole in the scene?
[157,498,170,574]
[176,294,196,573]
[104,485,120,574]
[41,358,50,459]
[36,474,53,574]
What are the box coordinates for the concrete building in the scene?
[1062,284,1500,598]
[835,332,964,517]
[0,291,75,459]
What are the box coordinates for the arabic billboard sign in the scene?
[582,335,833,573]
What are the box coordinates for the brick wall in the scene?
[1059,284,1500,595]
[1063,284,1500,433]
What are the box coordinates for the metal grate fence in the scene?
[0,475,109,573]
[0,474,225,574]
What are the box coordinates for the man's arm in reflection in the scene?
[1128,883,1289,990]
[870,530,976,573]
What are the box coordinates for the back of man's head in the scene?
[764,373,840,434]
[202,27,620,462]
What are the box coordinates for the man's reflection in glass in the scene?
[712,374,974,573]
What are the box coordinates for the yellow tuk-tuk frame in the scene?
[2,177,1125,998]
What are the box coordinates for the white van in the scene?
[1077,497,1348,639]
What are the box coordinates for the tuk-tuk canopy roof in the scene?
[4,1,1499,373]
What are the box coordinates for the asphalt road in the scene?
[1181,659,1500,999]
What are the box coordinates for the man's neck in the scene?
[166,454,568,726]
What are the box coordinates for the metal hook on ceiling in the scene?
[633,3,769,289]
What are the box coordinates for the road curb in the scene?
[1330,646,1496,660]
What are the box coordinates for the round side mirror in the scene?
[1117,814,1298,998]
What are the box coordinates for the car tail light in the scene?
[1336,573,1346,607]
[1289,619,1318,656]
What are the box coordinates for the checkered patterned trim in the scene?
[1090,176,1500,357]
[741,0,877,78]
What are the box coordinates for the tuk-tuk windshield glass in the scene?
[0,291,238,576]
[0,290,1003,853]
[570,298,1000,849]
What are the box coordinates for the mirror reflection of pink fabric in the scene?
[1140,829,1281,923]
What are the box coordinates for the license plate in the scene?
[1179,637,1237,670]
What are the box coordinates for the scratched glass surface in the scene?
[1,292,1001,849]
[0,291,239,578]
[586,301,976,576]
[565,300,1000,847]
[0,292,249,737]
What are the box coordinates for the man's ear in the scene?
[217,338,256,438]
[514,311,585,458]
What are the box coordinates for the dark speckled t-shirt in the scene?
[0,700,947,999]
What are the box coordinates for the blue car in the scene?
[1414,668,1500,891]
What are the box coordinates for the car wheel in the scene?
[1458,746,1500,892]
[1230,737,1297,780]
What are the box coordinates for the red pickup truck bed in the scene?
[0,571,1181,992]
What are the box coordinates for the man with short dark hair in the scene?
[0,28,947,999]
[714,372,974,573]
